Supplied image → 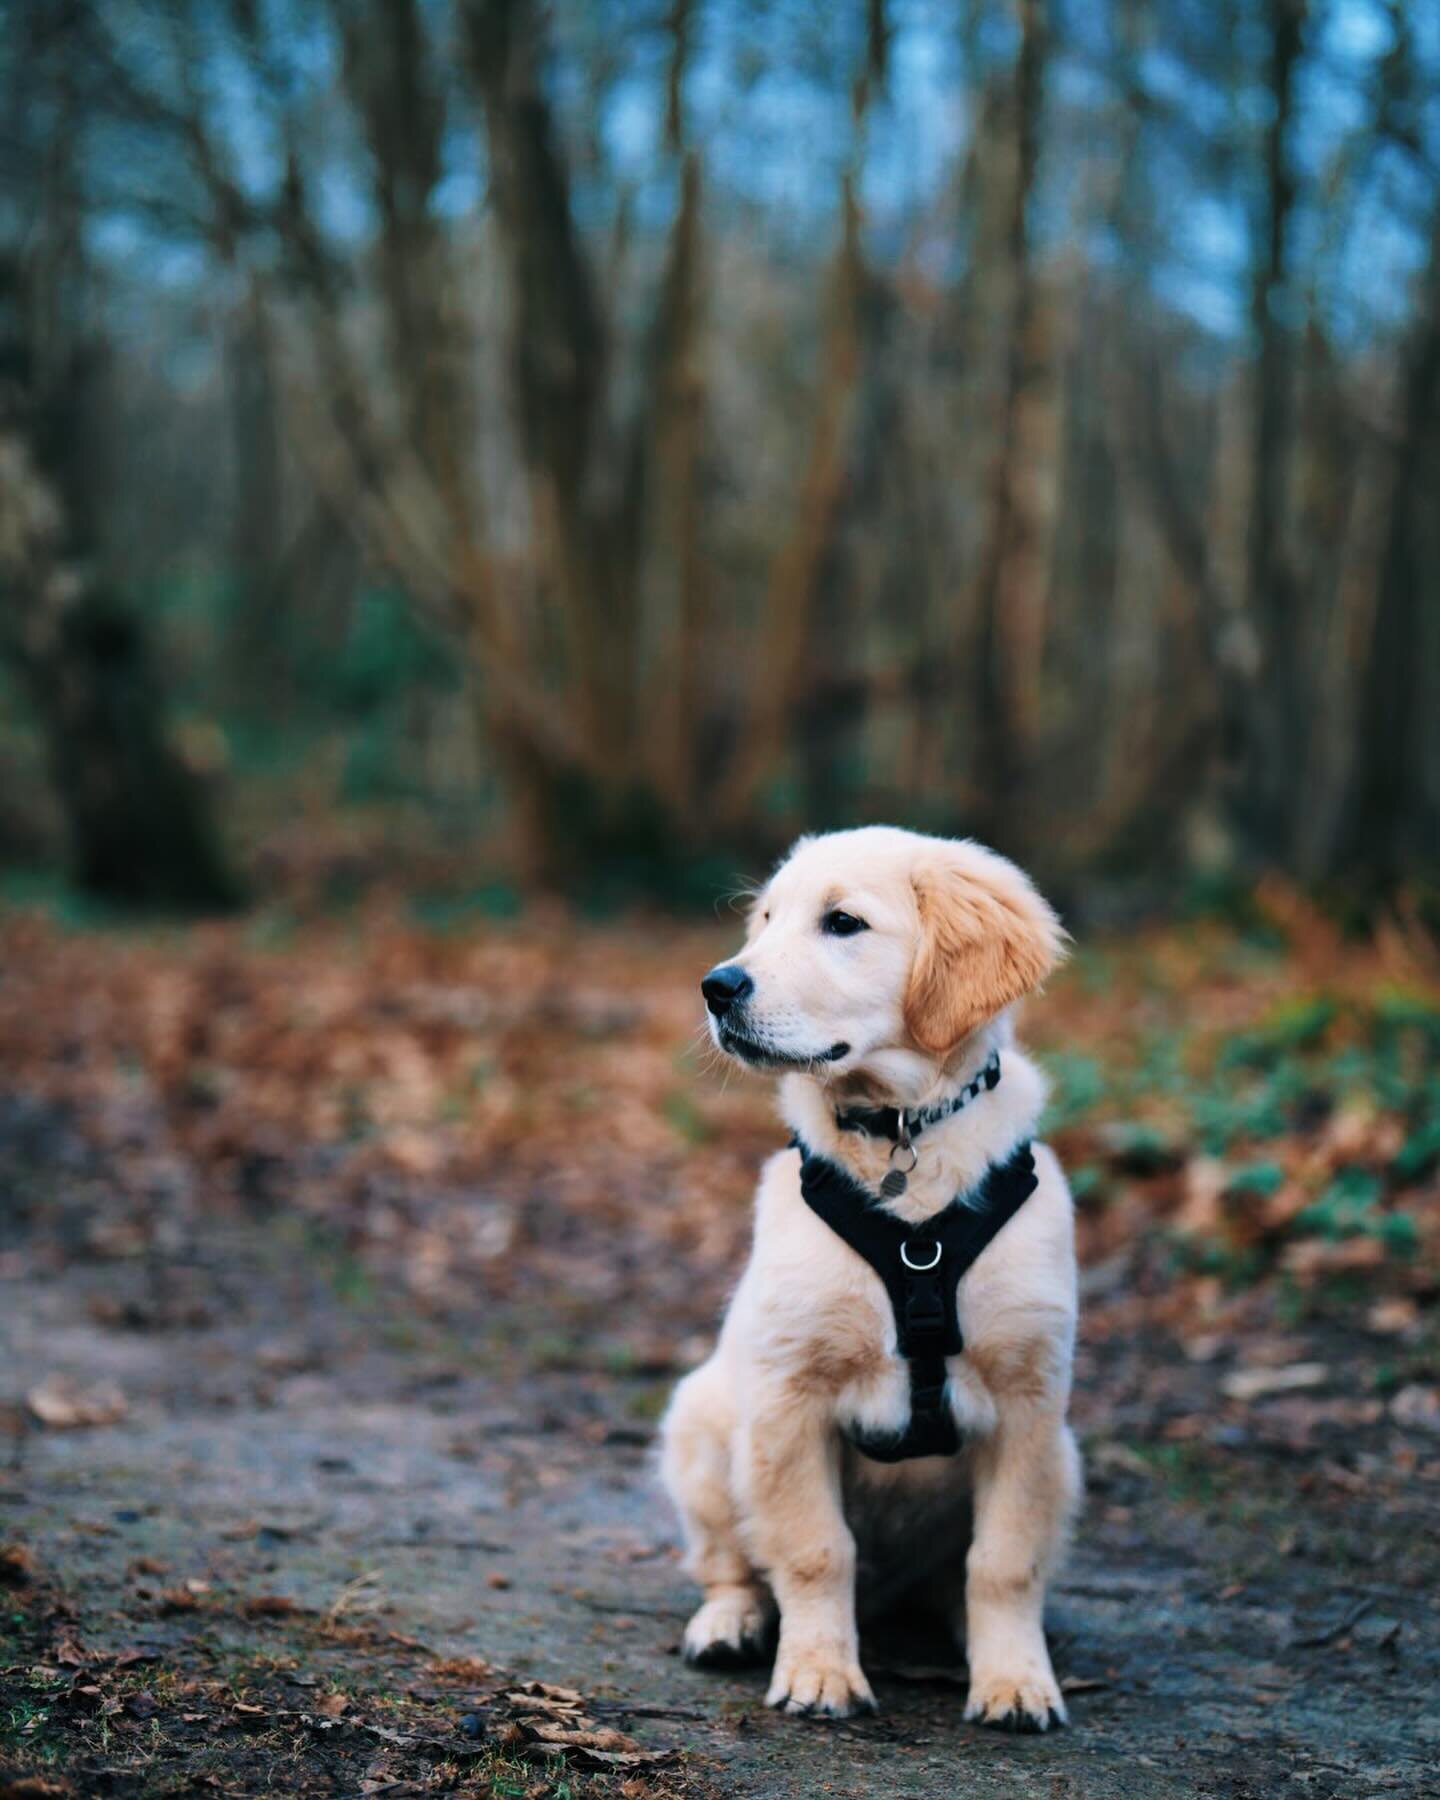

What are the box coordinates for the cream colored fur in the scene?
[659,826,1082,1727]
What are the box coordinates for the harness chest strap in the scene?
[796,1140,1039,1463]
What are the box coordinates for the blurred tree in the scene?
[1336,200,1440,890]
[1,0,1437,901]
[0,10,239,910]
[965,0,1055,855]
[1232,0,1307,859]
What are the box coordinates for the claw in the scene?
[965,1684,1068,1733]
[768,1669,877,1720]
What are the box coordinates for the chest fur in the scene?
[807,1281,1001,1446]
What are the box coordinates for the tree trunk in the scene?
[22,591,242,910]
[225,279,290,702]
[966,0,1053,857]
[1230,0,1307,857]
[0,254,240,911]
[1332,210,1440,890]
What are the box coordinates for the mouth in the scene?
[716,1026,851,1071]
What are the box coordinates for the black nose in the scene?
[701,962,754,1017]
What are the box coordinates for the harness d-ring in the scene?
[900,1238,942,1271]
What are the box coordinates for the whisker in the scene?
[717,876,763,918]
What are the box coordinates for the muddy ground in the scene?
[2,904,1440,1799]
[3,1096,1438,1800]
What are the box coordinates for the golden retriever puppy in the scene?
[659,826,1080,1728]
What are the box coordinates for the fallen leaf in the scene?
[556,1745,671,1771]
[1221,1362,1328,1403]
[1282,1237,1385,1277]
[1391,1385,1440,1434]
[316,1691,350,1717]
[52,1631,89,1667]
[1086,1440,1153,1479]
[427,1655,492,1681]
[529,1723,642,1752]
[501,1682,584,1716]
[1367,1297,1419,1335]
[26,1376,128,1430]
[219,1518,263,1541]
[242,1594,305,1618]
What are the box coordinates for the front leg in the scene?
[962,1410,1080,1732]
[742,1396,875,1719]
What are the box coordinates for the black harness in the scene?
[796,1137,1038,1463]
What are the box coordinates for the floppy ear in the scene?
[903,844,1067,1055]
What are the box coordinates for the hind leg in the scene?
[659,1358,775,1667]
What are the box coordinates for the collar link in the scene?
[834,1049,1002,1144]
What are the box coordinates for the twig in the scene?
[589,1701,707,1721]
[325,1569,384,1625]
[1291,1595,1374,1648]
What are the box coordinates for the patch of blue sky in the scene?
[77,0,1440,356]
[1339,156,1438,335]
[593,72,679,235]
[860,24,968,230]
[105,222,212,303]
[1320,0,1395,65]
[207,37,282,202]
[1165,201,1250,336]
[1051,51,1115,115]
[312,153,372,250]
[1153,258,1245,338]
[675,3,855,228]
[716,71,851,215]
[1136,42,1231,141]
[593,4,964,253]
[432,150,483,222]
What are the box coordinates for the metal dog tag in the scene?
[882,1128,917,1199]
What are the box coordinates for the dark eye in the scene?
[822,909,868,937]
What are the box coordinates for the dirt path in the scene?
[3,1105,1438,1800]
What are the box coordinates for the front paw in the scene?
[965,1665,1067,1733]
[683,1592,772,1669]
[766,1645,876,1719]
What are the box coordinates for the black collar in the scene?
[834,1050,1002,1144]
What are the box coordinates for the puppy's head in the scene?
[701,827,1064,1082]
